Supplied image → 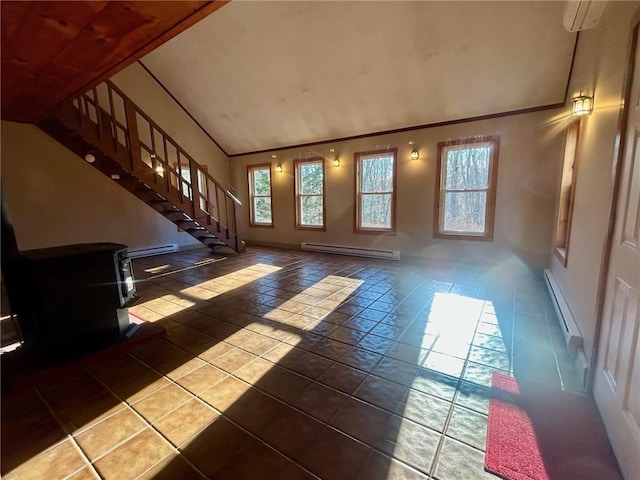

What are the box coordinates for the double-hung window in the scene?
[554,121,580,265]
[354,148,397,233]
[247,164,273,227]
[435,136,499,240]
[294,158,325,230]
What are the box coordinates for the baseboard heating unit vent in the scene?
[543,269,589,390]
[543,269,583,354]
[129,244,178,259]
[301,242,400,261]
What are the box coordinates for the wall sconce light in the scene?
[150,153,164,175]
[330,148,340,167]
[572,94,594,116]
[409,141,420,161]
[273,154,283,173]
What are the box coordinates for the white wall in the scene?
[550,1,639,365]
[1,121,201,252]
[230,109,565,269]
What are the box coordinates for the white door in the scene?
[594,26,640,480]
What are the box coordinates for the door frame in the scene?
[589,7,640,392]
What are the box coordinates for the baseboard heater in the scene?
[543,268,589,389]
[129,244,178,259]
[543,269,583,353]
[301,242,400,261]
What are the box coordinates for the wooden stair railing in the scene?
[38,80,245,253]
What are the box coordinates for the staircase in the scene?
[38,80,245,253]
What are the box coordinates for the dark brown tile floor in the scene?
[1,246,580,479]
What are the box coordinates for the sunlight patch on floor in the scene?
[426,293,490,353]
[143,264,172,274]
[236,275,364,383]
[135,264,282,317]
[261,276,364,324]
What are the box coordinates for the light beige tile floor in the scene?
[1,246,580,479]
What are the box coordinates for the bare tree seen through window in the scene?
[356,149,397,232]
[435,137,499,240]
[443,146,490,232]
[296,160,324,227]
[248,165,273,225]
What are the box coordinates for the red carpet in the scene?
[485,372,623,480]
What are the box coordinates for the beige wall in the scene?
[231,109,565,269]
[0,60,235,254]
[550,1,639,366]
[111,62,231,189]
[1,121,201,252]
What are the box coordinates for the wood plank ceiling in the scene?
[1,1,228,123]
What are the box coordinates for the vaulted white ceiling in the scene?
[141,1,576,156]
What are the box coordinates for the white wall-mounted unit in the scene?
[301,242,400,261]
[563,1,607,32]
[129,244,178,259]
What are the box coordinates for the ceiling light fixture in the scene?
[572,94,594,116]
[409,141,420,161]
[84,153,96,163]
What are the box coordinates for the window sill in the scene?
[354,228,396,235]
[295,225,326,232]
[554,247,568,266]
[434,232,493,241]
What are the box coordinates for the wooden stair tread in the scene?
[38,83,243,254]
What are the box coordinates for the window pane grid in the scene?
[299,163,323,195]
[444,147,491,190]
[435,138,498,239]
[248,165,273,226]
[355,149,397,232]
[442,191,487,233]
[295,159,325,229]
[360,192,392,229]
[299,194,323,226]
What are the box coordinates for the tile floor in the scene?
[1,246,581,479]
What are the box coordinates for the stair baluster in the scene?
[37,80,245,253]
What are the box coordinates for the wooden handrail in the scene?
[67,80,243,251]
